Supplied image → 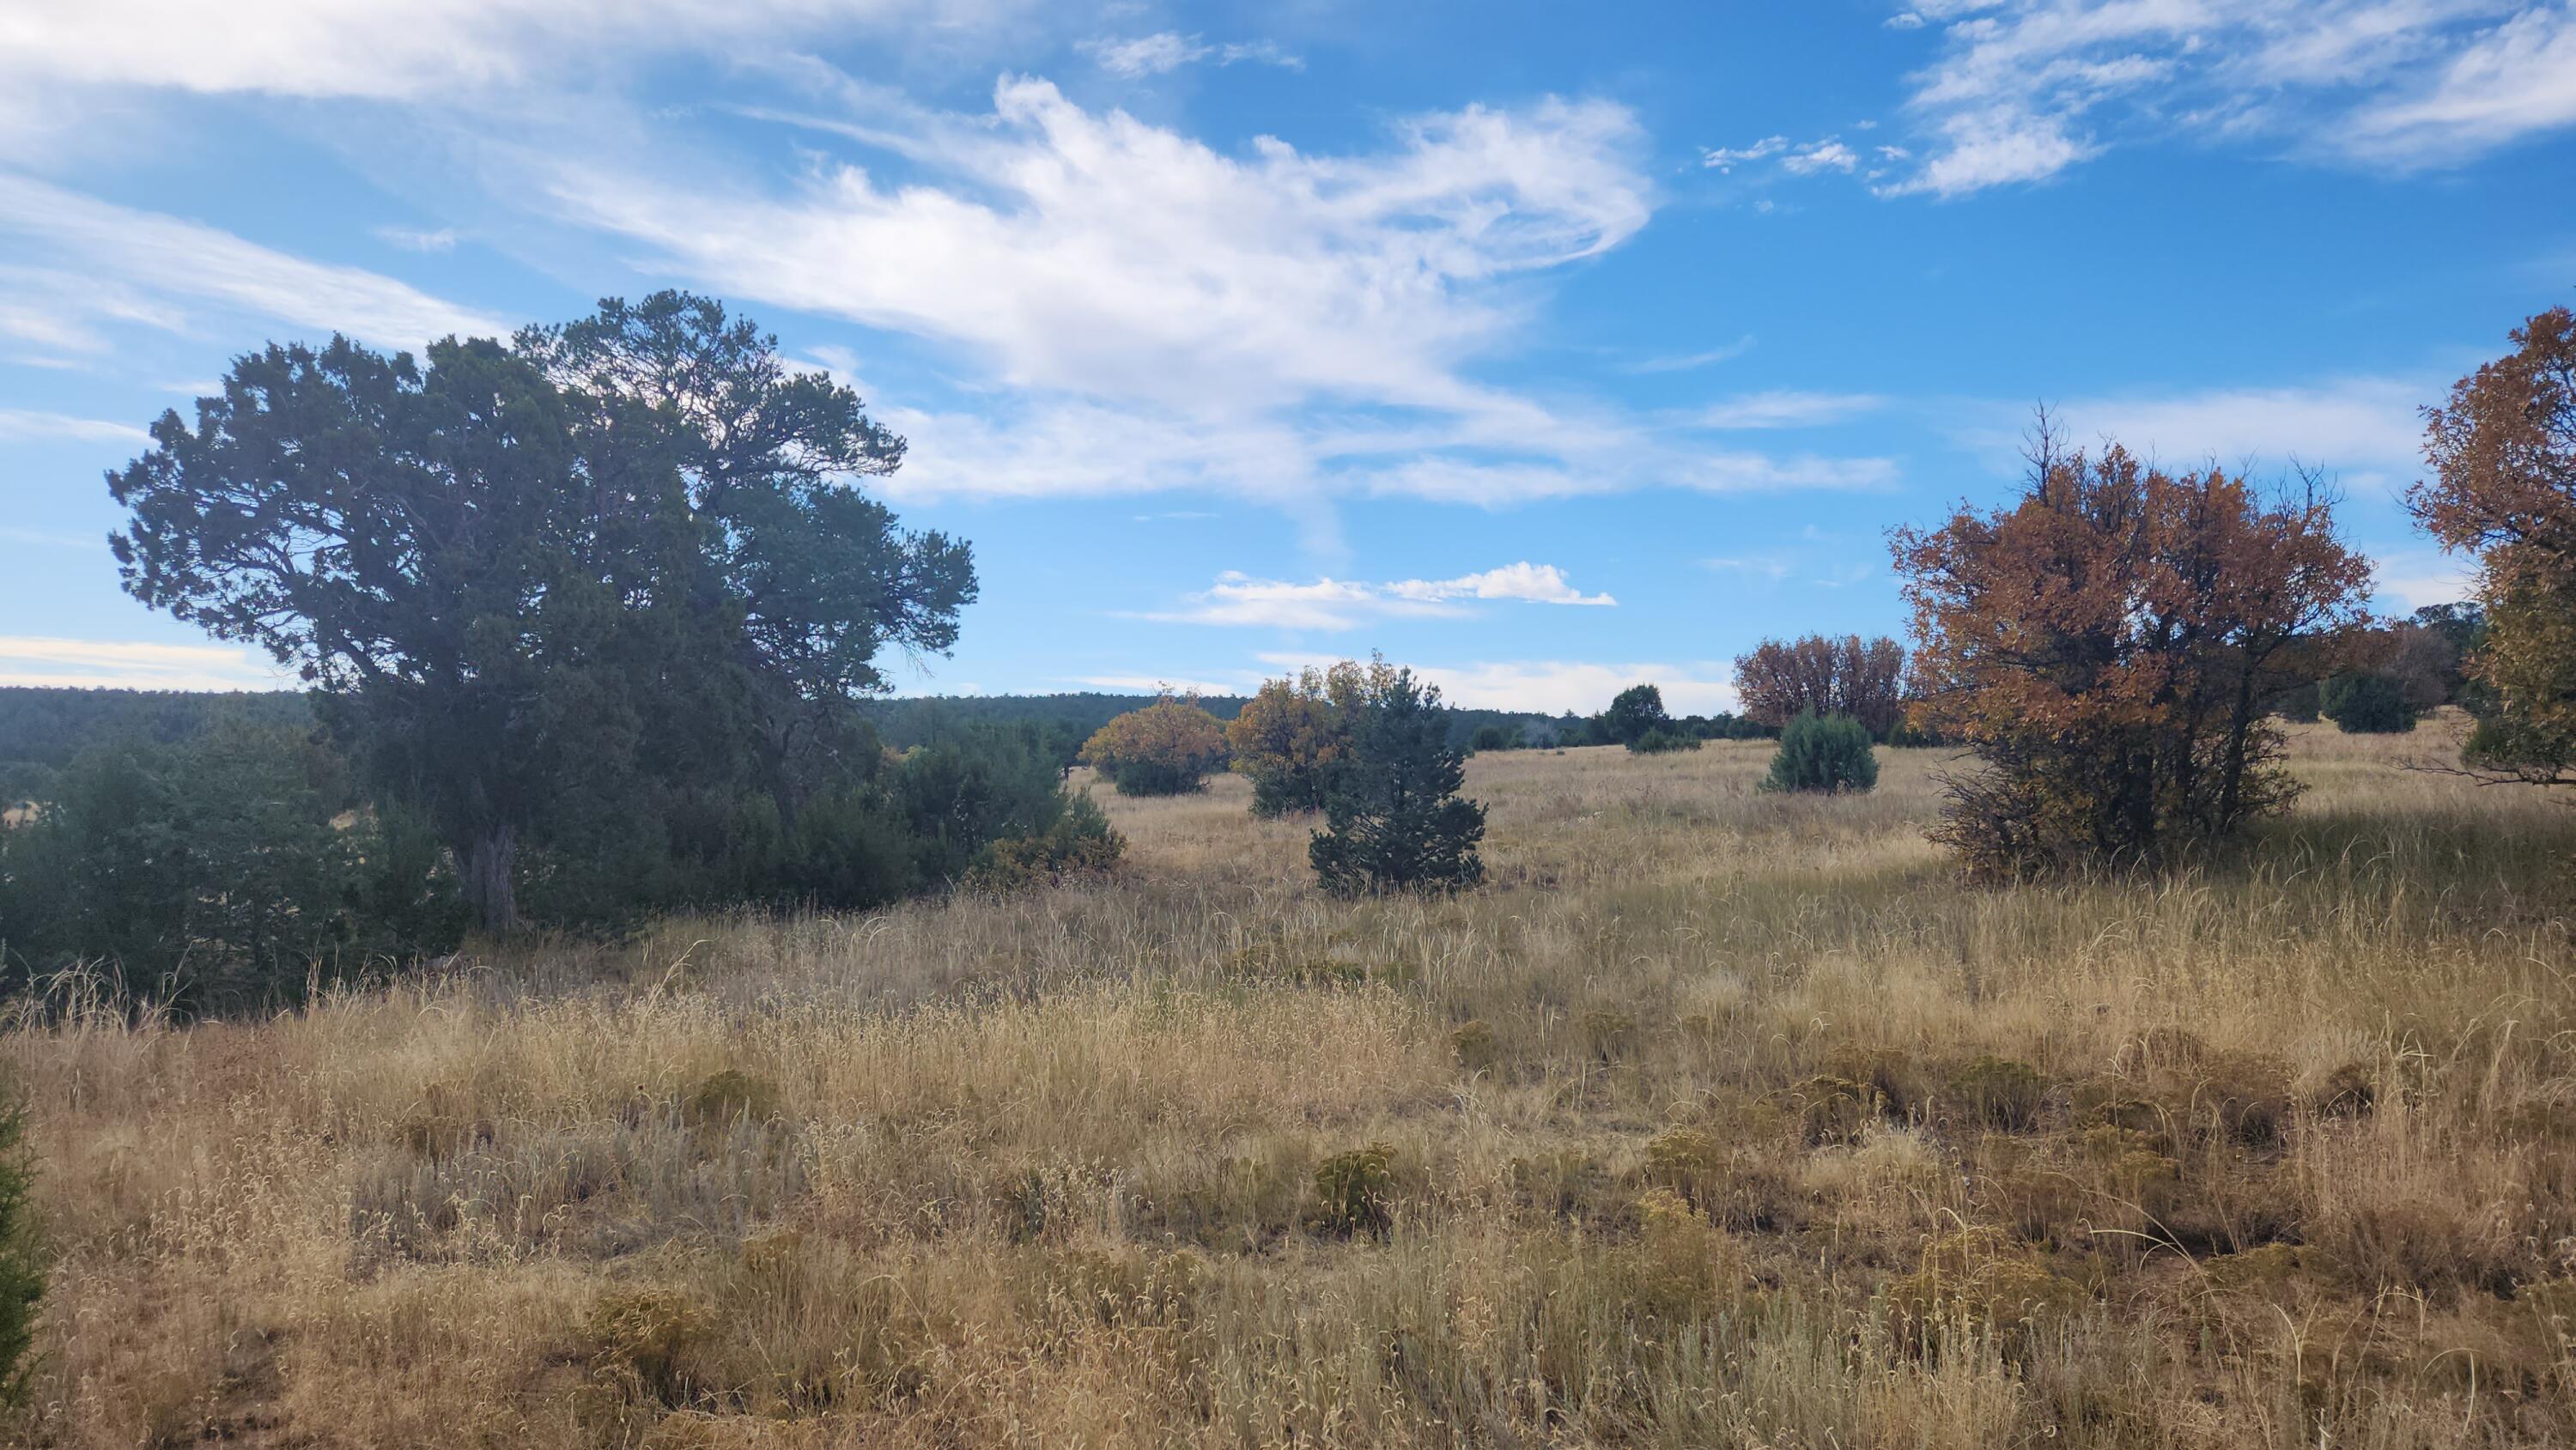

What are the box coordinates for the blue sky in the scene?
[3,0,2573,712]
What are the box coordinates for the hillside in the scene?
[9,717,2570,1447]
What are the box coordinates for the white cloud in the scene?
[1693,390,1883,429]
[1625,335,1756,373]
[1258,652,1741,714]
[2048,376,2432,488]
[558,82,1884,509]
[1884,2,2576,196]
[1701,136,1788,171]
[1078,32,1302,77]
[0,635,290,690]
[0,409,149,444]
[1151,561,1615,629]
[373,224,459,252]
[557,79,1650,416]
[1072,674,1255,696]
[2344,6,2576,160]
[2372,549,2479,610]
[1386,561,1617,607]
[0,173,504,351]
[1781,138,1862,173]
[0,0,1034,104]
[1080,31,1208,76]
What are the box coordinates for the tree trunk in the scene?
[456,826,519,936]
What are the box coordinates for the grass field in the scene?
[9,718,2576,1447]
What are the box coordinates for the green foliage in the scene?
[1630,727,1700,755]
[106,293,975,934]
[2321,672,2418,733]
[1759,710,1880,795]
[1309,1142,1396,1237]
[1599,683,1670,747]
[0,686,310,771]
[1084,699,1229,798]
[970,790,1124,890]
[1309,669,1486,895]
[1948,1055,2048,1131]
[2271,681,2321,722]
[0,1090,39,1408]
[1468,724,1511,754]
[0,725,464,1009]
[1114,759,1209,796]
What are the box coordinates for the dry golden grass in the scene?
[10,717,2576,1447]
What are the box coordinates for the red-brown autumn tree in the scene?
[1891,423,2372,876]
[2410,306,2576,782]
[1731,634,1911,738]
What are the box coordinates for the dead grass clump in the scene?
[1783,1074,1879,1146]
[1449,1018,1500,1072]
[1887,1226,2090,1359]
[682,1068,779,1131]
[1641,1095,1806,1233]
[1823,1043,1934,1123]
[580,1286,710,1428]
[394,1083,495,1161]
[2311,1192,2519,1305]
[1578,1008,1636,1060]
[2308,1059,2377,1118]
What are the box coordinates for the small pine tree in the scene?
[1760,710,1879,794]
[1309,668,1485,895]
[1631,727,1700,755]
[2319,672,2417,733]
[1468,724,1510,755]
[0,1089,40,1406]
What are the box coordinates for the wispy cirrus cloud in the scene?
[1147,562,1616,629]
[0,173,503,353]
[0,409,149,443]
[1078,32,1302,77]
[1880,2,2576,197]
[1692,390,1883,430]
[2049,376,2433,488]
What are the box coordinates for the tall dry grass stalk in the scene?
[8,718,2575,1446]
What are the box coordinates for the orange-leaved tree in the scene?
[1890,421,2372,877]
[2411,306,2576,782]
[1081,695,1230,797]
[1731,634,1911,738]
[1225,661,1373,817]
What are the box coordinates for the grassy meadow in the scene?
[9,717,2576,1447]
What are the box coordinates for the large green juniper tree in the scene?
[108,292,975,932]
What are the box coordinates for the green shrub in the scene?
[1114,758,1212,796]
[0,1089,40,1407]
[1629,727,1700,755]
[1759,710,1880,794]
[1949,1055,2048,1131]
[1310,1142,1396,1237]
[1467,724,1510,754]
[2271,681,2321,722]
[1599,683,1670,748]
[2321,672,2417,733]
